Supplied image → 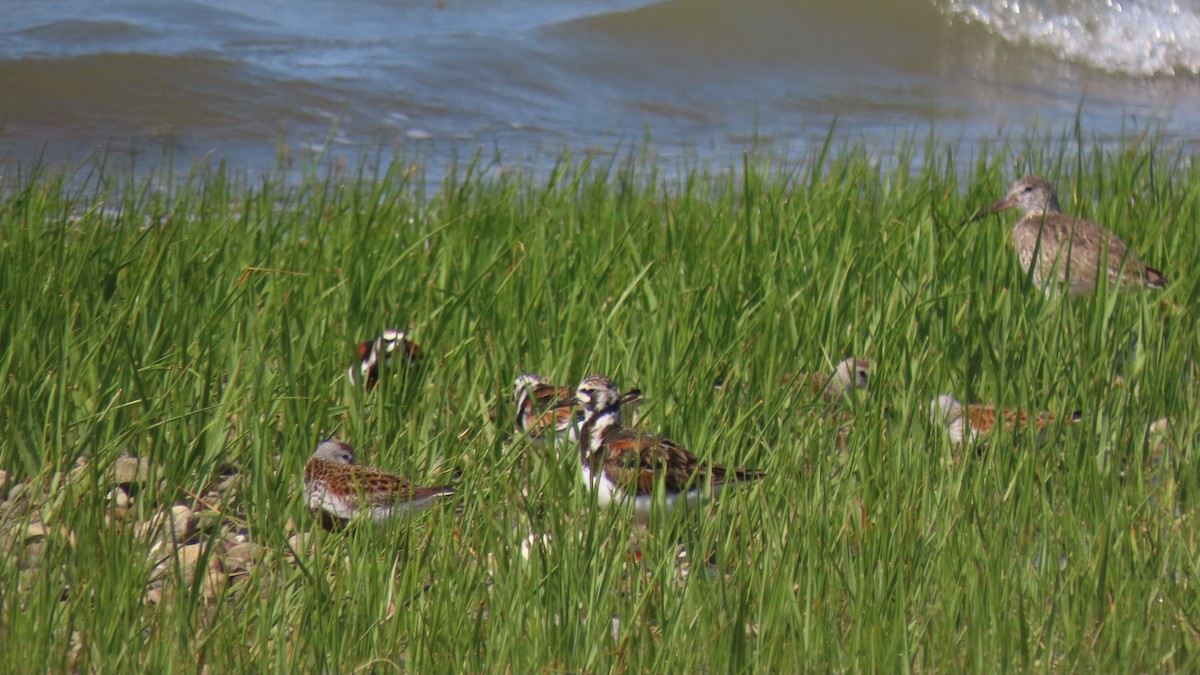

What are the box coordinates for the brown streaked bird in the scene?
[570,374,764,523]
[513,373,578,447]
[513,373,641,448]
[986,176,1167,296]
[348,328,422,389]
[782,357,871,404]
[929,394,1083,447]
[303,440,455,522]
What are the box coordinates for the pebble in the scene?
[175,543,204,578]
[112,456,151,486]
[7,482,27,504]
[20,541,46,570]
[139,505,195,542]
[224,542,265,571]
[152,542,223,587]
[5,523,74,569]
[108,488,130,510]
[193,509,222,533]
[67,457,89,484]
[168,505,195,539]
[201,568,228,601]
[68,630,83,670]
[23,522,48,541]
[286,533,312,559]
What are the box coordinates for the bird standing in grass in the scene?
[513,372,641,448]
[569,374,764,523]
[513,373,583,447]
[929,394,1082,447]
[782,357,871,405]
[985,176,1167,296]
[303,440,455,522]
[348,328,422,389]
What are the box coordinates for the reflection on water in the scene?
[1,0,1198,175]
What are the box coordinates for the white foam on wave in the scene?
[942,0,1200,76]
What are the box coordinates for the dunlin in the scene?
[569,374,764,523]
[986,176,1167,295]
[929,394,1082,447]
[348,328,422,389]
[303,440,454,522]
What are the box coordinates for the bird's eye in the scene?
[1022,185,1034,193]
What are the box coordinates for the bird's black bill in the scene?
[551,396,577,410]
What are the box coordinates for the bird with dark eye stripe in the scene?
[566,374,764,524]
[513,373,641,450]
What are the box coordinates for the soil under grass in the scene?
[1,132,1198,672]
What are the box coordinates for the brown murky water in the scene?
[2,0,1199,175]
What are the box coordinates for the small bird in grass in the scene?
[568,374,764,523]
[513,374,578,446]
[984,176,1167,296]
[303,440,455,522]
[348,328,422,389]
[782,357,871,405]
[714,357,870,408]
[513,373,641,447]
[928,394,1083,447]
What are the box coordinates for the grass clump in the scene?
[1,131,1198,672]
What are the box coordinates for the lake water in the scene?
[3,0,1200,177]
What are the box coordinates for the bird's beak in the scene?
[988,195,1015,214]
[551,396,578,410]
[965,196,1013,224]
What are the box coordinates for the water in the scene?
[2,0,1199,176]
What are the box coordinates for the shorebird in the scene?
[513,373,579,448]
[513,373,641,448]
[782,357,871,404]
[929,394,1082,447]
[714,357,869,406]
[348,328,422,389]
[569,374,764,523]
[303,440,455,522]
[985,176,1167,295]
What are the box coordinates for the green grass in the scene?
[1,129,1199,672]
